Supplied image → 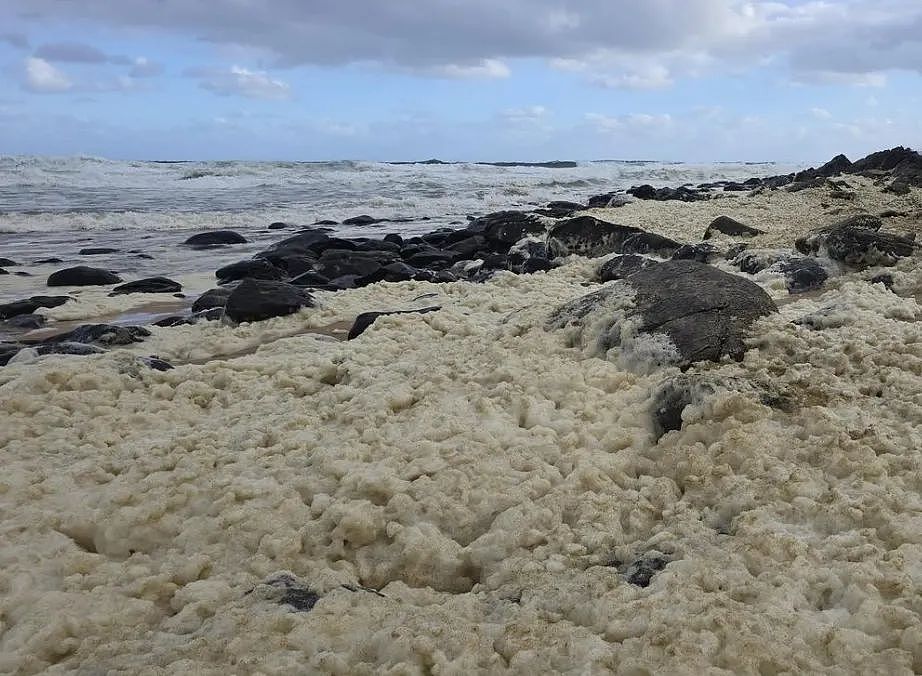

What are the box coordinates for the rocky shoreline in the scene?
[2,146,922,673]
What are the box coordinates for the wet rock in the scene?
[795,214,915,268]
[14,271,32,277]
[139,356,174,371]
[313,250,396,280]
[153,315,192,327]
[885,181,911,196]
[508,237,552,274]
[671,243,719,263]
[38,342,106,357]
[224,279,315,323]
[729,249,787,275]
[216,259,285,284]
[470,211,547,247]
[628,185,709,202]
[348,306,441,339]
[314,219,339,226]
[534,200,584,218]
[850,146,922,187]
[597,254,658,282]
[550,260,777,369]
[110,277,183,295]
[0,257,18,266]
[355,262,431,286]
[133,253,154,260]
[404,251,457,269]
[192,287,233,314]
[780,258,828,294]
[870,274,894,290]
[260,573,320,613]
[1,314,47,330]
[79,247,119,255]
[0,295,72,320]
[586,192,632,209]
[620,231,682,257]
[0,268,7,274]
[703,216,764,240]
[628,184,657,200]
[46,324,151,346]
[383,233,404,246]
[547,216,646,258]
[267,222,289,229]
[343,215,386,226]
[183,230,248,247]
[34,257,63,264]
[48,266,122,287]
[626,556,669,587]
[445,234,488,258]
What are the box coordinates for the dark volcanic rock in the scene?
[46,324,151,346]
[534,201,584,218]
[343,215,386,226]
[1,314,47,330]
[470,211,547,247]
[795,214,915,268]
[261,573,320,613]
[549,260,777,369]
[626,557,669,587]
[586,192,632,209]
[597,255,658,282]
[0,257,18,266]
[628,185,709,202]
[870,274,894,290]
[35,257,63,264]
[703,216,765,240]
[885,181,911,196]
[507,238,552,274]
[79,247,119,255]
[347,306,441,339]
[110,277,182,295]
[313,250,395,280]
[383,233,404,247]
[268,222,289,230]
[183,230,248,247]
[850,146,922,187]
[216,259,285,284]
[671,243,719,263]
[0,295,71,320]
[48,266,122,287]
[0,268,7,274]
[780,258,828,294]
[192,287,233,314]
[620,231,682,257]
[224,279,314,323]
[547,216,645,258]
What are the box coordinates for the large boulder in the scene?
[0,295,71,320]
[850,146,922,186]
[548,260,777,369]
[597,255,658,282]
[224,279,315,323]
[191,287,233,314]
[547,216,679,258]
[45,324,150,346]
[0,257,17,266]
[703,216,764,240]
[183,231,248,247]
[109,277,182,295]
[795,214,915,268]
[469,211,547,247]
[48,266,122,287]
[348,306,441,339]
[312,250,395,280]
[215,259,285,284]
[780,258,828,294]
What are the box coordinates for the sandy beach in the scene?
[1,157,922,674]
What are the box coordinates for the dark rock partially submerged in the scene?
[48,266,122,287]
[780,258,828,294]
[703,216,764,240]
[110,277,183,295]
[224,279,315,324]
[550,261,777,369]
[216,259,286,284]
[79,247,119,255]
[348,306,441,339]
[183,230,248,247]
[795,214,915,268]
[0,295,71,320]
[44,324,151,346]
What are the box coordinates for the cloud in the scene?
[500,106,548,123]
[0,32,29,49]
[129,57,164,78]
[586,112,674,133]
[810,107,832,120]
[196,66,291,100]
[22,56,72,92]
[4,0,922,87]
[34,41,111,63]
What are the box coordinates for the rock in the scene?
[870,274,894,290]
[46,324,151,346]
[313,250,395,280]
[183,230,248,247]
[650,374,713,439]
[133,254,154,260]
[110,277,182,296]
[620,231,682,257]
[547,216,645,258]
[586,192,632,209]
[445,235,488,258]
[37,342,106,357]
[507,237,552,274]
[885,181,911,196]
[314,219,338,226]
[224,279,314,324]
[597,255,658,282]
[671,243,719,263]
[628,185,709,202]
[1,314,47,330]
[0,268,7,274]
[14,271,32,277]
[703,216,765,240]
[628,184,657,200]
[534,201,584,218]
[383,233,404,246]
[626,557,669,587]
[343,215,386,226]
[79,247,119,255]
[354,262,431,286]
[0,257,18,266]
[139,356,174,371]
[549,260,777,369]
[348,306,441,339]
[0,295,71,320]
[816,153,853,177]
[216,259,285,284]
[850,146,922,187]
[470,211,547,247]
[404,251,457,269]
[729,249,787,275]
[795,214,915,268]
[260,573,320,612]
[780,258,828,294]
[192,287,233,314]
[268,222,289,229]
[34,257,63,264]
[47,266,122,287]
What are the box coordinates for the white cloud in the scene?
[430,59,510,79]
[23,57,72,92]
[198,66,291,100]
[810,107,832,119]
[129,57,164,78]
[592,64,674,90]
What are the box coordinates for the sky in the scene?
[0,0,920,162]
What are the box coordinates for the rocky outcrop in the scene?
[596,255,658,282]
[47,266,122,287]
[183,230,248,247]
[703,216,764,240]
[0,295,71,320]
[795,214,915,268]
[548,217,680,258]
[224,279,315,324]
[110,277,182,295]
